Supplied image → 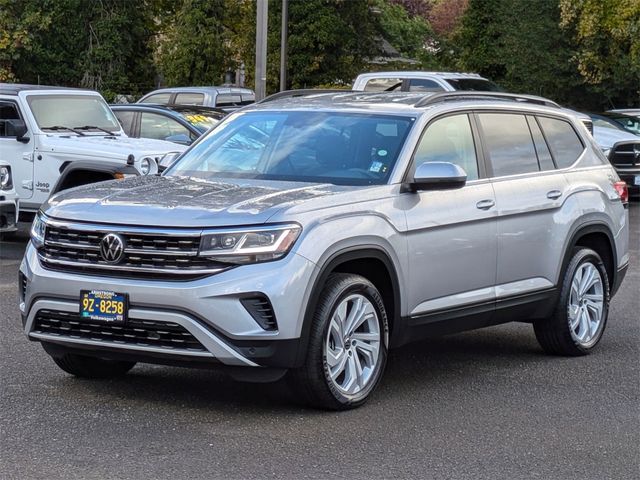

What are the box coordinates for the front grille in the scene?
[609,142,640,167]
[39,222,229,280]
[33,309,207,352]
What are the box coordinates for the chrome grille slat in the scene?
[40,223,228,279]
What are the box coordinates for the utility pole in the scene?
[255,0,268,100]
[279,0,288,92]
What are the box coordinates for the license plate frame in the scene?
[80,290,128,324]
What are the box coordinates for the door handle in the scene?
[476,199,495,210]
[546,190,562,200]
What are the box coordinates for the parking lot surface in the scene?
[1,204,638,480]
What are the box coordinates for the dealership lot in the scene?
[1,203,638,480]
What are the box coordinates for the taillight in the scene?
[613,181,628,204]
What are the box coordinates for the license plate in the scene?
[80,290,128,323]
[635,176,640,186]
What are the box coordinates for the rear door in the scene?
[477,112,573,302]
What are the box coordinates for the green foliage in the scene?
[560,0,640,107]
[374,0,432,59]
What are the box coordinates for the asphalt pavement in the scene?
[1,205,638,480]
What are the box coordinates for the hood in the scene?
[43,175,347,227]
[592,126,638,150]
[37,134,186,160]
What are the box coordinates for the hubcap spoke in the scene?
[324,293,382,396]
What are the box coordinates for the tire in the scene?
[50,351,136,379]
[534,248,610,356]
[289,273,389,410]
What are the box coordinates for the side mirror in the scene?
[5,119,29,143]
[409,161,467,191]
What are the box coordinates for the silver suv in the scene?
[20,91,630,410]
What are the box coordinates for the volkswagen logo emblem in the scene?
[100,233,125,263]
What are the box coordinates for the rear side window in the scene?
[526,116,555,171]
[216,94,242,107]
[414,114,479,180]
[537,117,584,168]
[363,78,402,92]
[140,93,171,104]
[478,113,538,177]
[175,92,204,105]
[408,79,444,92]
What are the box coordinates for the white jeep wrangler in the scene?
[0,84,186,220]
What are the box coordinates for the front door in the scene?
[0,99,34,200]
[402,113,497,327]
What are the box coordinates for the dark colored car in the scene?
[137,86,255,111]
[111,104,226,145]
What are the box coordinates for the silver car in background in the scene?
[20,91,629,409]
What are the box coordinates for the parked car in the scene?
[0,84,186,220]
[21,90,629,410]
[592,112,640,136]
[352,71,504,92]
[111,104,226,145]
[0,160,18,233]
[588,113,639,156]
[608,140,640,197]
[138,86,255,111]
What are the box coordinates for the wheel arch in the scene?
[293,246,402,367]
[52,162,138,194]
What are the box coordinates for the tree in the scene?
[560,0,640,107]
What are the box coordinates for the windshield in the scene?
[180,111,224,133]
[27,94,121,132]
[167,111,414,185]
[444,78,504,92]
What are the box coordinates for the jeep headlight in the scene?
[0,166,11,190]
[30,213,46,248]
[199,224,301,265]
[140,157,152,175]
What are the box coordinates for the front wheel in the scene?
[290,273,389,410]
[534,248,610,356]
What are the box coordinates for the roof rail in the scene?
[258,89,354,104]
[414,91,560,108]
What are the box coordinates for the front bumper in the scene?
[20,242,318,368]
[0,198,18,232]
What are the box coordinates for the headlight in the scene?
[30,213,46,248]
[140,157,152,175]
[199,224,301,265]
[0,166,11,190]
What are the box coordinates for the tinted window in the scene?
[537,117,584,168]
[113,110,135,135]
[408,79,445,92]
[444,78,504,91]
[363,78,402,92]
[140,112,192,144]
[216,94,242,107]
[526,116,555,171]
[414,114,479,180]
[169,111,414,185]
[0,101,21,137]
[175,92,205,105]
[140,93,171,104]
[478,113,538,176]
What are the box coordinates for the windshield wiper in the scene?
[41,125,86,136]
[74,125,116,136]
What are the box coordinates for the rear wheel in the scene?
[290,273,389,410]
[534,248,609,356]
[50,351,136,379]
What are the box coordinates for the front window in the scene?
[443,78,504,92]
[167,111,414,185]
[27,94,121,132]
